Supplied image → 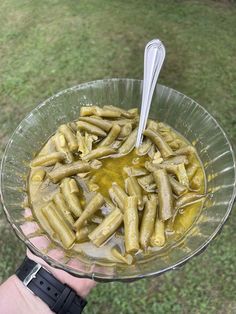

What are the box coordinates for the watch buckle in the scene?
[23,263,42,287]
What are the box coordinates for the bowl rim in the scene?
[1,78,236,281]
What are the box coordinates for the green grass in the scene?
[0,0,236,313]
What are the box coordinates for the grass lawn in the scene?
[0,0,236,313]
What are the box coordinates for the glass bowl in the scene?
[1,78,235,282]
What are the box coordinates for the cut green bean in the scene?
[76,223,97,242]
[99,124,121,147]
[124,166,149,177]
[48,161,90,183]
[82,146,116,161]
[136,137,152,156]
[175,192,205,209]
[162,155,189,166]
[186,163,199,180]
[54,132,74,163]
[42,202,75,248]
[143,128,174,158]
[53,192,74,225]
[140,194,158,249]
[79,116,112,132]
[59,124,78,152]
[124,196,139,253]
[169,176,188,196]
[103,105,136,118]
[31,152,65,167]
[118,128,138,154]
[61,178,82,217]
[31,169,46,182]
[118,123,133,139]
[111,247,133,265]
[88,208,123,246]
[74,193,105,228]
[175,145,197,156]
[80,106,98,116]
[191,168,204,190]
[109,183,128,212]
[76,121,107,137]
[153,169,174,221]
[125,176,143,209]
[150,219,166,247]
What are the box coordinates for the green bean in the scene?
[76,121,107,137]
[42,202,75,248]
[124,196,139,253]
[80,106,98,116]
[168,140,180,150]
[95,106,122,118]
[186,163,199,180]
[88,208,123,246]
[76,223,97,243]
[61,178,82,217]
[104,197,116,211]
[140,194,158,249]
[143,128,174,158]
[79,116,112,132]
[111,247,133,265]
[31,152,65,167]
[48,161,91,183]
[109,183,128,212]
[37,207,56,238]
[162,155,189,166]
[118,123,132,139]
[191,168,204,190]
[111,118,138,127]
[118,128,138,154]
[124,166,149,177]
[147,161,189,187]
[157,122,171,132]
[90,159,103,169]
[169,176,188,196]
[136,138,152,156]
[128,108,139,115]
[161,132,174,143]
[175,145,197,156]
[77,131,98,157]
[58,124,78,152]
[103,105,136,118]
[74,192,105,228]
[80,105,122,118]
[147,119,158,131]
[150,219,166,247]
[54,132,74,163]
[53,192,74,226]
[99,124,121,146]
[138,173,155,186]
[31,169,46,182]
[175,192,205,209]
[82,146,116,161]
[153,169,174,221]
[125,176,143,209]
[175,164,189,187]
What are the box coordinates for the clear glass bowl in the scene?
[1,78,235,282]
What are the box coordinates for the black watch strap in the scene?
[16,257,87,314]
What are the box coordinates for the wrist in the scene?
[27,250,96,298]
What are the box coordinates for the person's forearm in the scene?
[0,275,53,314]
[0,251,96,314]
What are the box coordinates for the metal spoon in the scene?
[135,39,166,148]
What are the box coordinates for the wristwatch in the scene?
[16,256,87,314]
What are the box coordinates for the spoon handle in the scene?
[136,39,166,148]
